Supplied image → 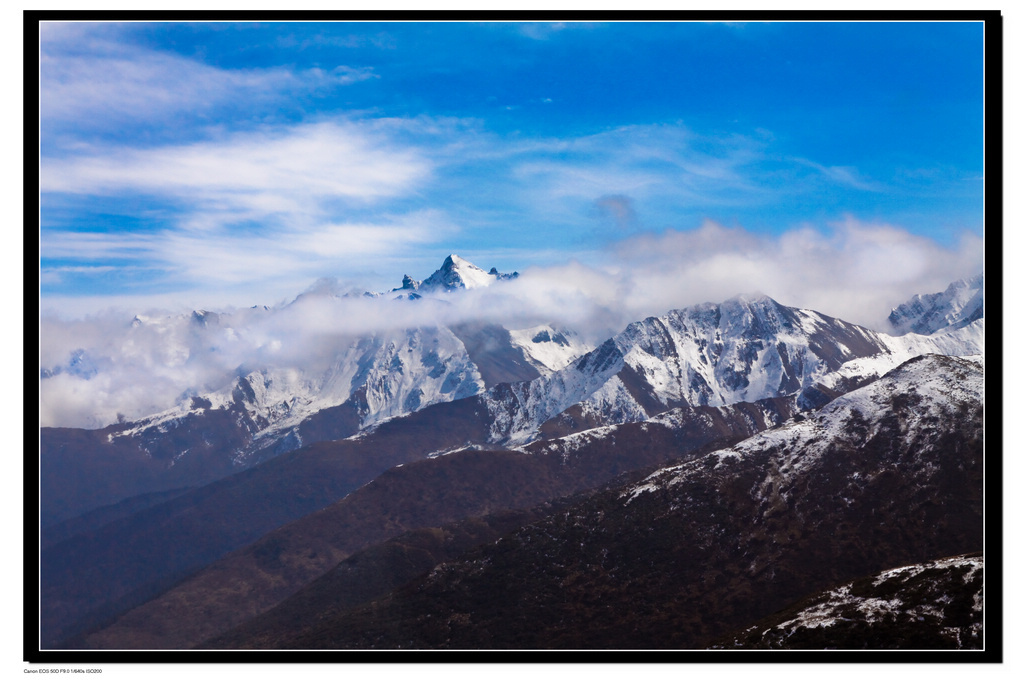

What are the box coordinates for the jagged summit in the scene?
[489,266,520,281]
[421,254,496,292]
[888,274,983,336]
[391,254,519,294]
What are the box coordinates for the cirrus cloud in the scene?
[40,22,377,133]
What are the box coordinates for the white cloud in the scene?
[41,231,158,261]
[38,218,983,429]
[157,209,458,287]
[608,218,984,329]
[41,120,430,204]
[39,23,376,129]
[41,209,458,314]
[40,118,450,299]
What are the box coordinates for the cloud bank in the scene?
[39,220,983,429]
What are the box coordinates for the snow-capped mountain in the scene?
[481,293,984,444]
[623,354,983,505]
[106,325,486,460]
[39,271,984,527]
[411,254,518,293]
[102,286,985,473]
[263,354,982,650]
[888,274,983,335]
[40,256,592,523]
[97,320,589,473]
[38,268,989,651]
[806,319,983,406]
[87,257,572,459]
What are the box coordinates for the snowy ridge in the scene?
[528,394,794,464]
[883,318,984,357]
[65,274,985,471]
[483,294,907,445]
[622,354,984,505]
[483,339,628,443]
[781,555,982,633]
[96,256,564,454]
[888,274,983,335]
[109,326,485,456]
[815,319,984,394]
[613,296,885,407]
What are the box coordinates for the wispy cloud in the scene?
[792,157,885,192]
[41,209,457,310]
[42,120,428,204]
[509,124,768,201]
[158,209,457,286]
[40,116,455,302]
[40,22,376,133]
[276,29,398,51]
[42,112,960,314]
[515,22,569,40]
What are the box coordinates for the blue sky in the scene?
[38,20,986,315]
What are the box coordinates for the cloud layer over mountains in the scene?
[39,220,981,430]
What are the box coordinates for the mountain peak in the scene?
[444,253,470,267]
[420,254,511,292]
[888,274,984,336]
[725,292,774,307]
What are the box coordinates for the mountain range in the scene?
[35,256,987,653]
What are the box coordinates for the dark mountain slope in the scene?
[40,408,251,529]
[41,486,194,551]
[203,503,578,650]
[72,396,797,649]
[275,355,982,649]
[40,396,492,648]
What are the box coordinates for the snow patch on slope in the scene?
[622,354,983,504]
[740,554,983,645]
[817,319,984,393]
[508,325,591,374]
